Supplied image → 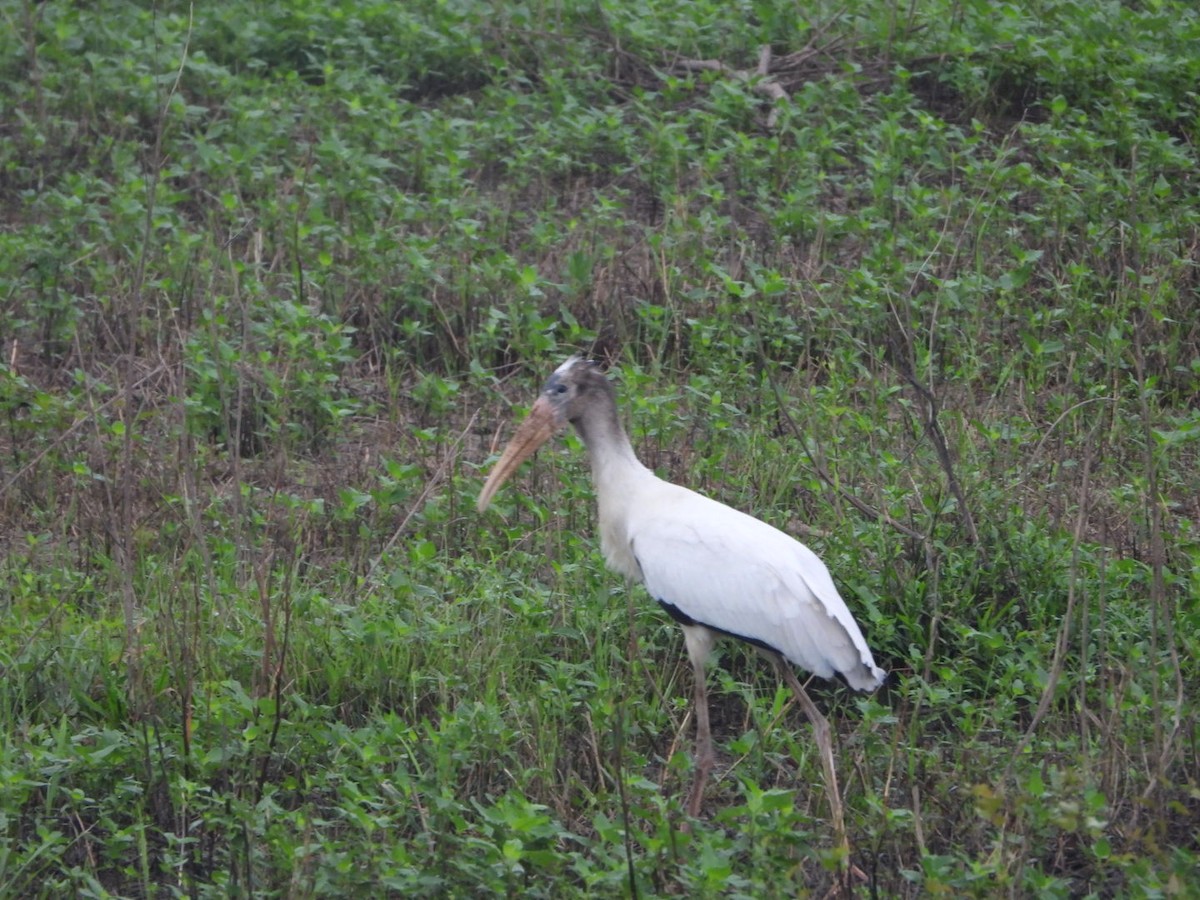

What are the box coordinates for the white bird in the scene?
[478,357,885,832]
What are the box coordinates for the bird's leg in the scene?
[686,655,715,817]
[679,625,717,817]
[780,665,850,870]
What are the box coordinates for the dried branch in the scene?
[1005,452,1093,779]
[364,410,478,587]
[674,44,793,129]
[897,365,983,553]
[768,377,927,543]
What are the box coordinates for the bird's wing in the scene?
[629,486,884,690]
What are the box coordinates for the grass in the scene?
[1,0,1197,895]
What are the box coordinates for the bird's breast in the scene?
[591,463,660,584]
[599,510,643,583]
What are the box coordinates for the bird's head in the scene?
[477,356,609,511]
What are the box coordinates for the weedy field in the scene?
[1,0,1197,896]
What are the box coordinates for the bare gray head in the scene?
[477,357,619,511]
[539,357,616,429]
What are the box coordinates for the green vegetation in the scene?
[1,0,1197,895]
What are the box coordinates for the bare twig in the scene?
[755,45,772,77]
[0,363,169,502]
[770,379,927,542]
[255,551,295,804]
[675,44,792,129]
[898,364,983,552]
[1118,143,1185,805]
[364,410,478,586]
[1131,308,1185,800]
[748,328,927,543]
[110,1,193,719]
[1005,451,1092,778]
[885,312,984,559]
[674,58,736,75]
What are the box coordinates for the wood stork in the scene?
[477,357,885,831]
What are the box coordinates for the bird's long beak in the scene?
[477,395,560,512]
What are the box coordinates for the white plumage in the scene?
[607,478,883,690]
[478,356,885,820]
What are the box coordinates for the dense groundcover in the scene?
[0,0,1197,895]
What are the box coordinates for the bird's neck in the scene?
[573,401,651,492]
